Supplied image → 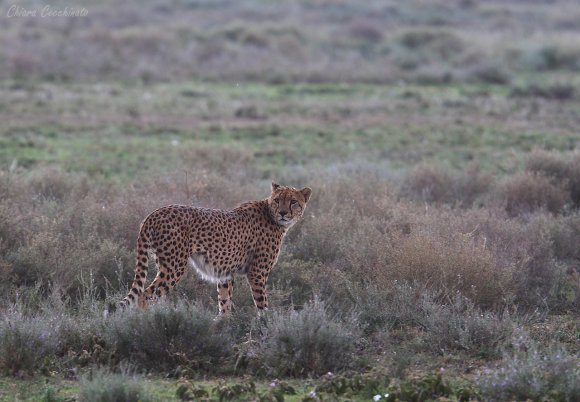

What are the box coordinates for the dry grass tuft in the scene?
[401,163,492,207]
[388,229,513,310]
[501,171,570,217]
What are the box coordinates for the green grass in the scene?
[0,377,321,402]
[0,374,482,402]
[1,80,578,181]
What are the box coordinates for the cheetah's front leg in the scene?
[217,278,234,316]
[247,269,270,312]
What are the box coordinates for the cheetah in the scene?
[120,182,312,315]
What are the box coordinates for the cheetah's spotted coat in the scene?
[121,182,311,315]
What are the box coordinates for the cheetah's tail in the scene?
[120,229,150,308]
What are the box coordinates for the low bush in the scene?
[252,300,362,377]
[526,150,580,207]
[293,174,568,312]
[312,370,481,401]
[543,213,580,261]
[414,65,454,84]
[478,333,580,401]
[358,283,424,334]
[463,62,512,84]
[396,30,464,58]
[79,367,154,402]
[501,171,570,216]
[6,232,132,299]
[510,84,576,100]
[353,284,514,357]
[0,308,85,374]
[569,154,580,206]
[105,302,231,372]
[25,168,90,203]
[176,379,296,402]
[385,372,480,402]
[401,163,453,204]
[347,20,384,43]
[388,228,513,310]
[514,44,580,72]
[417,294,514,357]
[525,149,571,180]
[314,371,385,399]
[0,312,47,374]
[401,163,492,207]
[178,144,256,180]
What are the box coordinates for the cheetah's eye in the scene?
[273,198,279,204]
[290,200,297,206]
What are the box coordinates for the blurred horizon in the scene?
[2,0,580,85]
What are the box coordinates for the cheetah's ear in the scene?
[271,182,281,192]
[300,187,312,203]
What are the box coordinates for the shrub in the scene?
[523,149,580,208]
[314,371,384,399]
[501,171,570,216]
[478,333,580,401]
[7,232,132,299]
[386,207,569,310]
[0,202,27,264]
[25,168,90,203]
[515,44,580,71]
[384,372,480,402]
[105,302,231,371]
[347,20,384,43]
[288,173,393,263]
[509,216,565,310]
[510,84,576,100]
[269,256,316,308]
[542,213,580,261]
[414,65,454,85]
[79,367,154,402]
[297,182,568,312]
[40,387,67,402]
[401,163,492,207]
[253,300,362,376]
[178,144,256,179]
[417,294,514,357]
[0,312,46,374]
[451,164,494,207]
[397,30,464,57]
[388,229,513,310]
[351,282,427,334]
[401,163,453,204]
[354,283,513,357]
[463,62,512,84]
[0,308,85,374]
[525,149,571,180]
[565,153,580,206]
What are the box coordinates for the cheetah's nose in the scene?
[279,211,287,217]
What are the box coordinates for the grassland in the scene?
[1,0,580,401]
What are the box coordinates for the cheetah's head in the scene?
[268,182,312,227]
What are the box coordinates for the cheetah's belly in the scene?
[189,253,238,283]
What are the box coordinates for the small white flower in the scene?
[308,390,316,397]
[373,395,382,401]
[384,393,389,398]
[171,139,180,146]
